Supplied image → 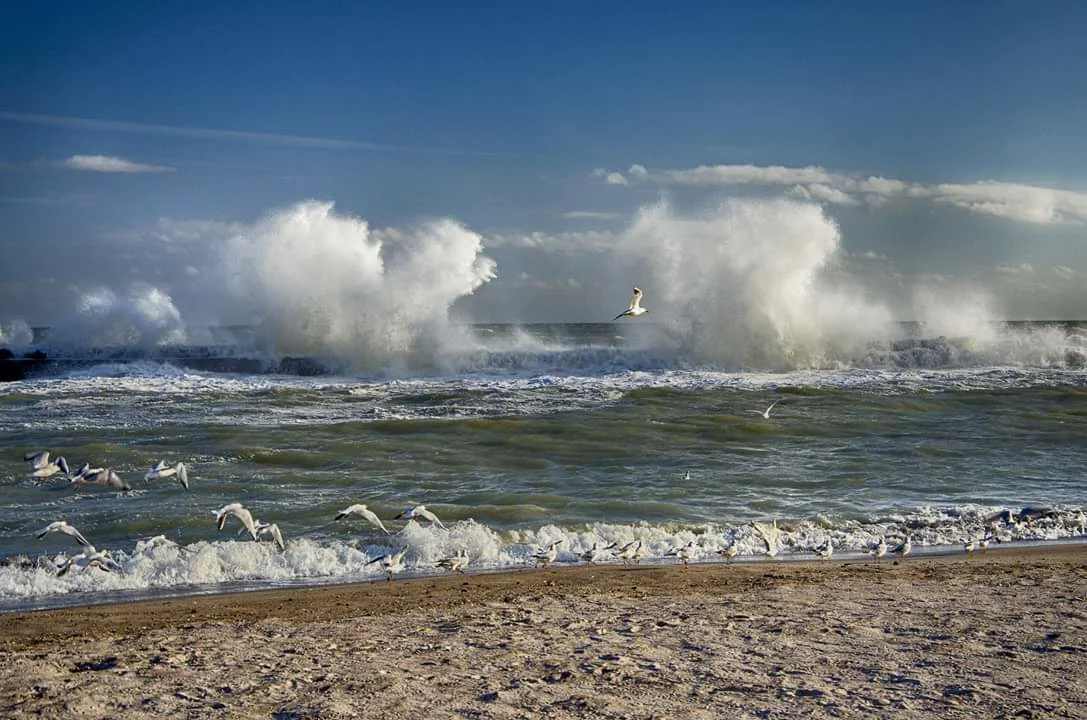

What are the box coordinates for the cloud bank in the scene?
[596,163,1087,225]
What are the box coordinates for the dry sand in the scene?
[2,545,1087,719]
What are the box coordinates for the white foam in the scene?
[1,506,1084,603]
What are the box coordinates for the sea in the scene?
[1,318,1086,613]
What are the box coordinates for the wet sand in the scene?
[2,544,1086,719]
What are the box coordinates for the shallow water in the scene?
[2,322,1086,610]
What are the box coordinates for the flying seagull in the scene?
[747,400,781,420]
[71,465,131,492]
[752,520,781,558]
[24,451,70,481]
[335,503,390,534]
[36,520,91,548]
[395,504,447,530]
[145,460,189,489]
[215,502,258,540]
[613,287,649,320]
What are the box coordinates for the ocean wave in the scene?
[1,504,1083,610]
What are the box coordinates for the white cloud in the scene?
[1054,265,1077,280]
[487,230,617,253]
[595,162,1087,225]
[62,154,173,173]
[591,168,629,186]
[561,210,622,220]
[921,181,1087,224]
[788,183,859,206]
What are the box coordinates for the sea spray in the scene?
[47,285,188,349]
[220,201,497,367]
[621,198,896,368]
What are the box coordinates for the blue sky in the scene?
[2,1,1087,325]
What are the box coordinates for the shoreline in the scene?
[2,543,1085,718]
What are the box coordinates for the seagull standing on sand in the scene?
[666,541,697,569]
[814,538,833,561]
[579,542,610,565]
[717,541,738,562]
[870,537,888,561]
[215,502,258,540]
[145,460,189,489]
[533,540,562,569]
[747,401,781,420]
[890,536,912,559]
[613,287,649,321]
[395,504,448,530]
[335,503,391,534]
[24,451,70,481]
[437,549,470,574]
[368,547,408,580]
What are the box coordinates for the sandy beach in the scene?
[2,545,1086,719]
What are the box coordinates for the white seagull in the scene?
[133,535,181,557]
[335,503,390,534]
[368,547,408,580]
[747,400,781,420]
[752,520,782,558]
[665,541,697,569]
[36,520,91,548]
[215,502,258,540]
[253,521,285,552]
[55,546,120,576]
[615,539,644,565]
[24,451,70,481]
[437,548,470,574]
[814,538,833,561]
[890,536,912,559]
[717,541,738,562]
[613,287,649,320]
[579,542,610,565]
[145,460,189,489]
[870,537,888,561]
[395,504,447,530]
[71,464,131,492]
[532,540,562,568]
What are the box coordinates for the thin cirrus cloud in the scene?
[62,154,174,173]
[594,163,1087,225]
[0,110,521,158]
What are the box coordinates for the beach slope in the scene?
[2,545,1086,719]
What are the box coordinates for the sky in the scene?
[2,1,1087,327]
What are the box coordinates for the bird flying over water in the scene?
[70,465,131,492]
[613,287,649,320]
[145,460,189,489]
[335,503,390,534]
[24,451,70,481]
[36,520,91,548]
[747,400,780,420]
[215,502,258,540]
[395,504,447,530]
